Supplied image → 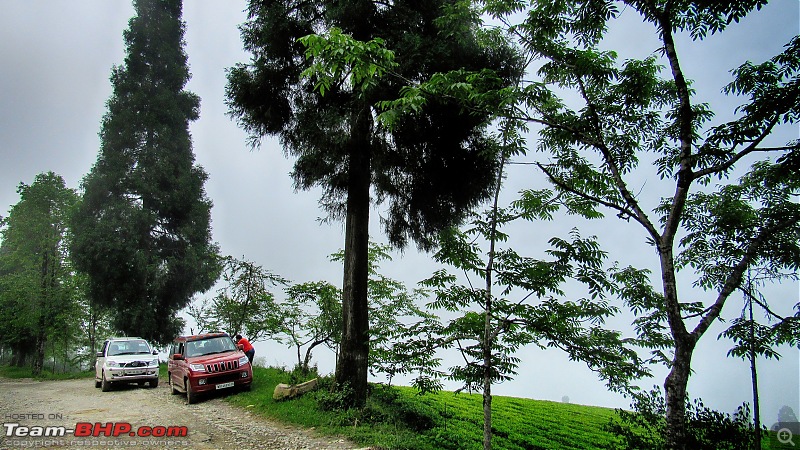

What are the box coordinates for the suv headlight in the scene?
[238,356,249,366]
[106,360,119,367]
[149,359,159,367]
[189,363,206,372]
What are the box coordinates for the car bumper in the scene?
[105,367,159,382]
[189,369,252,393]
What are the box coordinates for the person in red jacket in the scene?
[235,334,255,365]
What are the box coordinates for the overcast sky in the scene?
[1,0,798,425]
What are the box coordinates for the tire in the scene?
[185,380,197,405]
[169,374,179,395]
[95,378,101,388]
[149,377,159,388]
[101,372,111,392]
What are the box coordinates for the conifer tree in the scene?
[226,0,520,406]
[71,0,219,345]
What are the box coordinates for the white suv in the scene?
[95,337,160,391]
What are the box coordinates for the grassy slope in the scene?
[224,366,621,450]
[224,366,792,450]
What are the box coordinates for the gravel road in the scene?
[0,376,364,450]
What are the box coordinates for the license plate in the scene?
[126,370,144,375]
[216,382,235,390]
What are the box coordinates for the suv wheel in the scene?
[100,372,112,392]
[149,377,159,388]
[95,378,101,388]
[185,380,198,404]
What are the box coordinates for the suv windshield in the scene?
[107,340,151,356]
[185,336,237,358]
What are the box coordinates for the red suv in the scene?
[167,332,252,404]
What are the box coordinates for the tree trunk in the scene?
[664,336,695,450]
[273,377,319,400]
[303,340,324,375]
[335,106,372,407]
[748,294,761,450]
[481,150,505,450]
[32,329,46,376]
[11,343,29,367]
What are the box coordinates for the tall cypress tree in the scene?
[226,0,520,405]
[71,0,219,345]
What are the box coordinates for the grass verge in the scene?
[0,364,93,380]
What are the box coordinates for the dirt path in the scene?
[0,377,363,449]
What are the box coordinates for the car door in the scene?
[168,341,185,388]
[95,340,109,380]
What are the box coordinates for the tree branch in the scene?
[536,162,660,238]
[573,76,661,242]
[693,116,782,179]
[691,216,800,340]
[739,285,800,323]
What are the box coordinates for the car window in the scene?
[107,340,150,356]
[185,337,237,357]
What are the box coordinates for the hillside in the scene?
[224,366,792,450]
[225,366,624,450]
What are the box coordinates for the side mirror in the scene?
[96,351,104,358]
[172,353,184,361]
[152,350,158,355]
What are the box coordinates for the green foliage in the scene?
[188,256,287,342]
[0,364,93,381]
[380,1,799,447]
[0,172,80,374]
[299,28,397,97]
[227,0,521,249]
[606,388,765,450]
[279,280,341,373]
[71,0,219,345]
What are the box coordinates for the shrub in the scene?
[606,387,765,450]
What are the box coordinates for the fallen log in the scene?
[273,377,318,401]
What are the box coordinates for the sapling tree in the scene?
[719,270,799,449]
[421,122,648,450]
[279,281,342,374]
[188,256,288,342]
